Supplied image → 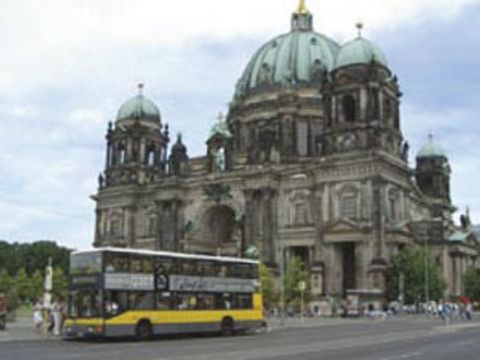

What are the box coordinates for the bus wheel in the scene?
[135,320,152,340]
[220,317,234,336]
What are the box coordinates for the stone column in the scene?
[243,190,255,248]
[94,209,102,247]
[126,205,136,248]
[372,177,386,260]
[310,185,324,261]
[262,188,277,265]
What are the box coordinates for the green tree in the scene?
[0,269,17,309]
[15,268,32,302]
[260,263,278,309]
[284,257,311,309]
[386,245,446,304]
[463,268,480,301]
[52,267,68,300]
[29,270,44,302]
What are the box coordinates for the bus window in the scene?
[196,294,215,310]
[233,294,253,309]
[69,291,102,318]
[70,252,102,275]
[176,293,197,310]
[226,264,241,278]
[218,264,227,277]
[182,261,197,276]
[128,292,155,310]
[130,256,153,274]
[156,292,173,310]
[197,261,216,277]
[105,253,128,273]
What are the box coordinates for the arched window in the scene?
[108,215,122,237]
[343,95,356,123]
[339,192,357,219]
[147,216,157,237]
[372,89,380,119]
[118,143,126,165]
[146,145,156,166]
[384,98,392,119]
[214,147,226,172]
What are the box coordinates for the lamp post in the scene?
[424,234,429,304]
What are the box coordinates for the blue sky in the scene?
[0,0,479,249]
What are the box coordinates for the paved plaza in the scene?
[1,316,480,359]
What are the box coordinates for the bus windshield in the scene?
[68,290,102,318]
[70,252,102,275]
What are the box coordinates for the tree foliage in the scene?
[463,268,480,301]
[284,257,311,309]
[260,263,278,309]
[386,245,446,304]
[0,240,71,309]
[0,240,71,276]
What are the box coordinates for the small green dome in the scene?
[335,37,388,70]
[235,12,340,98]
[416,137,447,159]
[116,86,160,123]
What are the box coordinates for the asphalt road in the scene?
[1,318,479,360]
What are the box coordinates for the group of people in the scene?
[436,301,474,323]
[33,298,65,336]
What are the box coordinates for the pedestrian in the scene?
[51,299,62,336]
[443,302,451,326]
[466,302,473,320]
[33,300,43,333]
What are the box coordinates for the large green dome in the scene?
[235,10,340,98]
[116,85,161,123]
[335,36,388,70]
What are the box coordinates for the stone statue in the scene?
[98,173,105,188]
[402,141,409,161]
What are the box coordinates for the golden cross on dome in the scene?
[297,0,309,14]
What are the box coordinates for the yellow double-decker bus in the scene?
[64,248,263,339]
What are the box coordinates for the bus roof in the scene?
[72,247,259,265]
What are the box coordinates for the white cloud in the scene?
[0,0,476,95]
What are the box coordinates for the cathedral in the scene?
[92,1,478,300]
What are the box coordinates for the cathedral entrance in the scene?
[200,205,239,254]
[290,246,310,267]
[341,242,356,295]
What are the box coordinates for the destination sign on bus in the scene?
[104,273,155,291]
[169,275,257,293]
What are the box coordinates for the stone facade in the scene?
[92,7,477,300]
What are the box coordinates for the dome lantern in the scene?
[416,134,448,159]
[116,83,161,124]
[334,24,388,70]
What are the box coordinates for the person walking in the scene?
[466,302,473,320]
[51,299,62,336]
[33,300,43,333]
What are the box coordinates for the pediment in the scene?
[325,218,360,232]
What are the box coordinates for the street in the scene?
[1,317,480,360]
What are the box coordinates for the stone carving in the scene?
[203,184,233,204]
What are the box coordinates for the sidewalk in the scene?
[0,317,60,343]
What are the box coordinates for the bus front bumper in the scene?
[64,321,104,338]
